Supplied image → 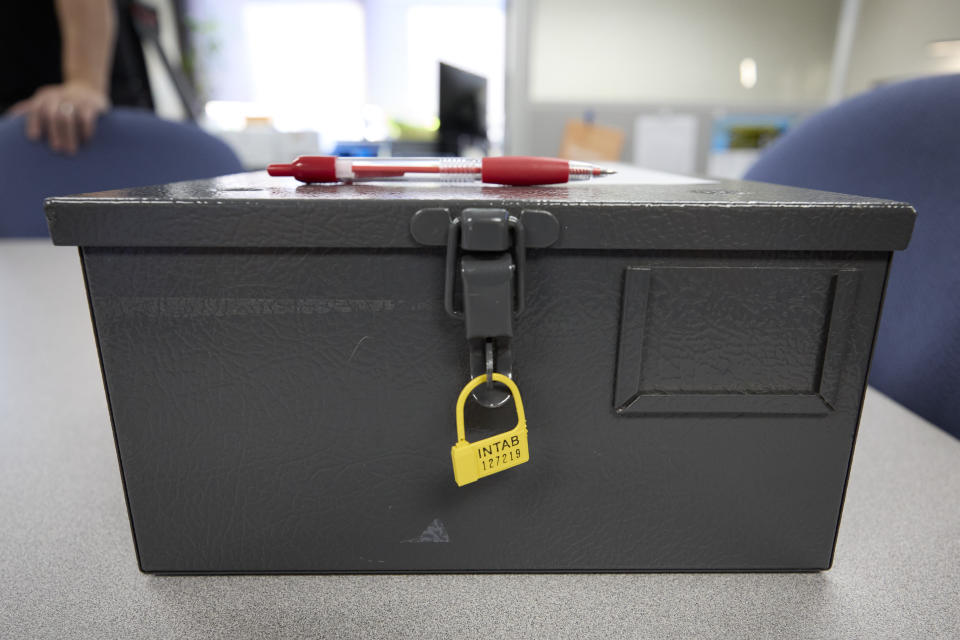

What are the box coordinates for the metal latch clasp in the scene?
[410,206,559,408]
[445,209,524,407]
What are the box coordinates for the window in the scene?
[190,0,366,141]
[188,0,505,147]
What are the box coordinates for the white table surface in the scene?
[1,239,958,639]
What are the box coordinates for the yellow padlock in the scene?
[451,373,529,486]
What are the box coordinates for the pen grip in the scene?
[481,156,570,186]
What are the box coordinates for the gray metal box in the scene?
[46,173,915,573]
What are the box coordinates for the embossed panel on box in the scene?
[615,266,860,415]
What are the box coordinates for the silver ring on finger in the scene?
[59,102,75,117]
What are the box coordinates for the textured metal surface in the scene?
[38,174,917,572]
[615,266,860,415]
[80,246,889,572]
[44,172,915,250]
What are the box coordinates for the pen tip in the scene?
[593,167,617,176]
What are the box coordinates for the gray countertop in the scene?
[1,239,958,639]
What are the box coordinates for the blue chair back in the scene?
[1,107,242,237]
[746,74,960,438]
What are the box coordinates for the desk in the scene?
[1,239,958,639]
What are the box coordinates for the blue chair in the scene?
[0,107,242,237]
[746,74,960,438]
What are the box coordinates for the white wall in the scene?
[527,0,840,106]
[845,0,960,96]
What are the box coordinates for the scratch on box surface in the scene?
[348,335,371,363]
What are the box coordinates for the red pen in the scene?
[267,156,616,186]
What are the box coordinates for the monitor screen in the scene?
[438,62,487,154]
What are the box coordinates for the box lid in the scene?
[44,171,915,251]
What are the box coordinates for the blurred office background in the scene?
[3,0,958,432]
[130,0,960,175]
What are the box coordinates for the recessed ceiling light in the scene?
[740,58,757,89]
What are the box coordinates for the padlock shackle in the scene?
[455,373,526,444]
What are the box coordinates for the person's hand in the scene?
[7,82,110,155]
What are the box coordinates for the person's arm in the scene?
[8,0,116,154]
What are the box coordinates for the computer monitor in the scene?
[438,62,487,155]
